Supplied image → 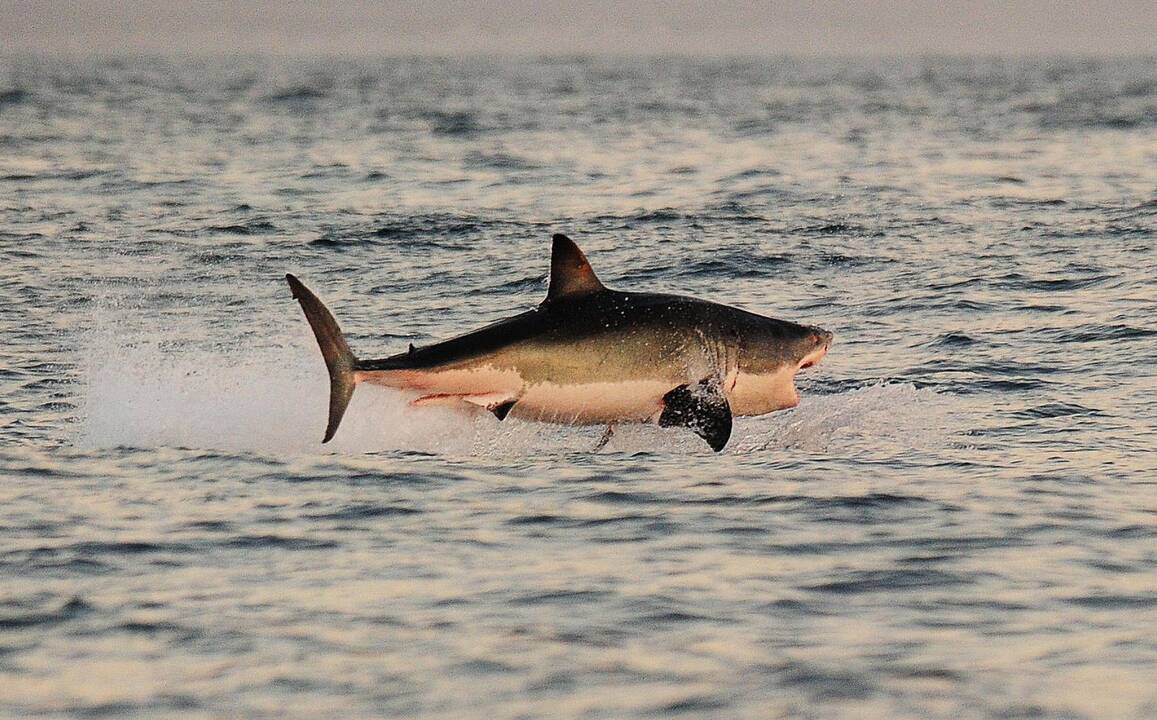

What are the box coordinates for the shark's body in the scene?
[288,234,831,451]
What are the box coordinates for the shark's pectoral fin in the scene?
[659,379,733,452]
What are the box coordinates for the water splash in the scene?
[730,383,957,454]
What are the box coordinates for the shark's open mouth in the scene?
[780,342,829,407]
[797,341,830,372]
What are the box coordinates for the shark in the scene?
[287,233,832,452]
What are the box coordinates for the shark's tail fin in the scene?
[286,274,357,443]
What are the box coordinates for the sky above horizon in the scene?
[2,1,1155,56]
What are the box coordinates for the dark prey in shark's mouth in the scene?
[287,234,832,452]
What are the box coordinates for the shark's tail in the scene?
[286,274,357,443]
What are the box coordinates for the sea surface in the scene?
[1,55,1155,719]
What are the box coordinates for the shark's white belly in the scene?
[512,379,671,424]
[515,369,802,424]
[361,362,805,425]
[360,366,670,425]
[729,367,800,416]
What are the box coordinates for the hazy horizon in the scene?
[3,1,1155,56]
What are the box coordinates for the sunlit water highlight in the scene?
[2,56,1156,719]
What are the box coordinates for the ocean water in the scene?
[1,55,1155,718]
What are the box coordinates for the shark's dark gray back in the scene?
[359,233,821,377]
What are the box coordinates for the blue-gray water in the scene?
[2,56,1155,718]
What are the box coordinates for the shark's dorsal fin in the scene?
[546,233,604,302]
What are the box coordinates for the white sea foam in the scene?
[80,338,463,454]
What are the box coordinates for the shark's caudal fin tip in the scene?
[286,273,358,445]
[285,273,304,299]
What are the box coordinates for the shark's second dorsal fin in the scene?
[546,233,604,302]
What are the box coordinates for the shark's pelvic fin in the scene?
[659,378,733,452]
[286,274,357,443]
[490,399,517,421]
[411,392,517,420]
[546,234,605,302]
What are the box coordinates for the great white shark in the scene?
[287,233,832,452]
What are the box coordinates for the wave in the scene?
[311,214,529,248]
